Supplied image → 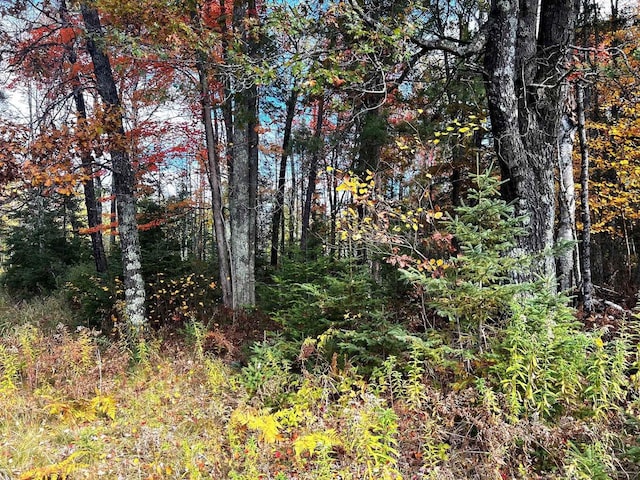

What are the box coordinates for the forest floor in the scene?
[1,294,639,480]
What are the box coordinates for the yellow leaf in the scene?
[433,211,443,219]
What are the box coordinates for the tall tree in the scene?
[300,96,325,253]
[60,0,108,274]
[80,3,147,329]
[270,87,298,267]
[483,0,580,281]
[228,0,260,308]
[187,0,234,307]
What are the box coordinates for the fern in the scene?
[90,393,117,420]
[230,407,282,444]
[19,451,87,480]
[293,429,342,458]
[0,344,20,393]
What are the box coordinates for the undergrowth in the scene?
[1,309,639,479]
[2,172,640,478]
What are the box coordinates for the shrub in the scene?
[401,170,632,420]
[63,263,115,330]
[262,255,409,371]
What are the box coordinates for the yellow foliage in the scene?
[293,430,341,458]
[230,408,281,444]
[90,393,117,420]
[19,451,87,480]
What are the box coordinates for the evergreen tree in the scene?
[2,191,86,297]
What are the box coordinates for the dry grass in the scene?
[0,298,638,479]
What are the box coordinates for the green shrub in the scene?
[488,291,591,419]
[2,195,87,298]
[63,262,115,330]
[401,170,532,349]
[400,170,632,420]
[261,255,409,371]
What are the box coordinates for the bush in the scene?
[401,170,632,420]
[63,263,116,330]
[261,256,408,371]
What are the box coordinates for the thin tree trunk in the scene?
[60,0,108,274]
[557,112,577,292]
[218,0,235,173]
[81,3,146,328]
[270,88,297,267]
[197,56,233,307]
[577,84,595,312]
[288,155,296,249]
[301,97,324,253]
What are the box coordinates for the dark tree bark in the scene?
[300,97,324,254]
[74,92,109,275]
[577,83,595,312]
[60,0,108,274]
[270,88,297,267]
[484,0,580,282]
[81,3,146,328]
[197,56,233,307]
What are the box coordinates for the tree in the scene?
[2,190,86,297]
[483,0,580,282]
[80,3,147,330]
[60,0,108,274]
[189,0,234,307]
[227,0,260,309]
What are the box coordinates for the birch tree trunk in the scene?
[557,112,578,292]
[81,3,146,328]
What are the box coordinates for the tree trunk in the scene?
[577,83,595,312]
[228,0,259,309]
[557,112,577,292]
[229,107,256,308]
[81,3,146,328]
[60,0,108,274]
[484,0,579,282]
[270,88,297,267]
[301,97,324,254]
[197,56,233,307]
[288,154,296,249]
